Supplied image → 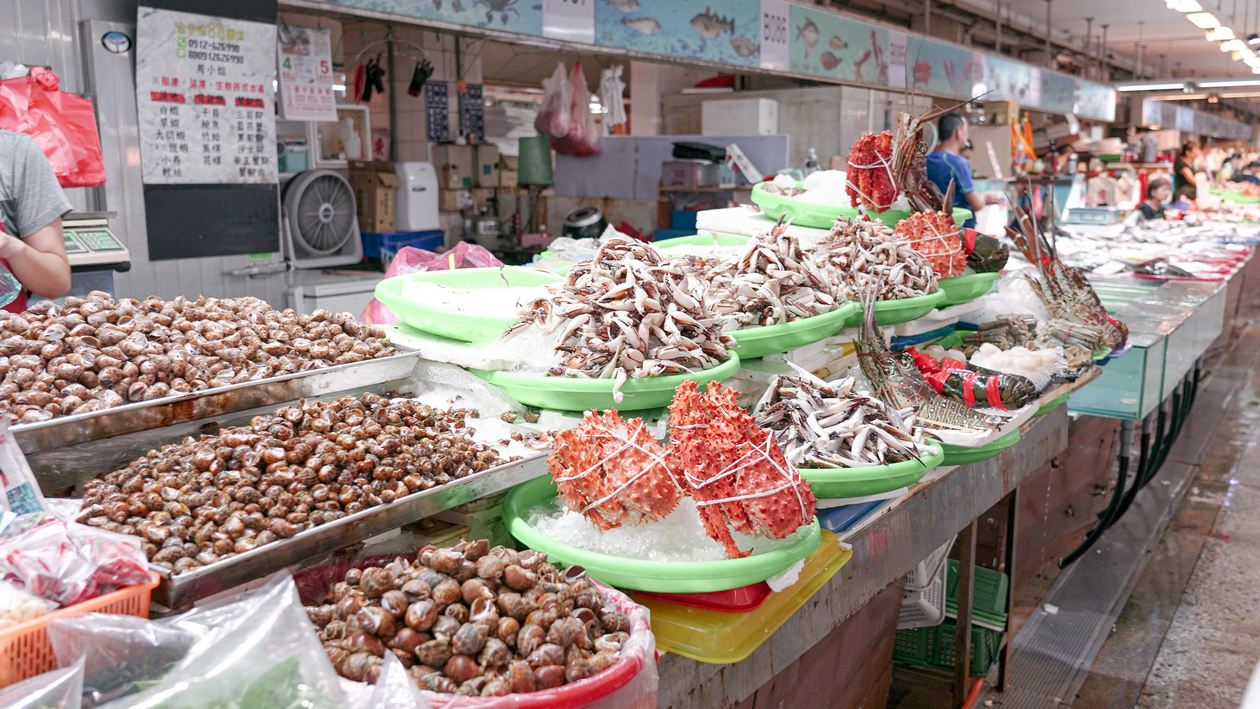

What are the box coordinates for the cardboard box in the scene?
[432,144,475,189]
[499,169,519,188]
[501,155,520,171]
[439,189,477,211]
[984,100,1020,126]
[474,144,500,188]
[968,125,1013,180]
[662,160,720,188]
[348,162,400,233]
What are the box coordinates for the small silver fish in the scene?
[797,17,819,58]
[730,36,758,57]
[622,15,661,34]
[691,7,735,39]
[604,0,640,12]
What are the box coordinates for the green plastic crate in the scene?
[944,560,1009,630]
[893,620,1003,677]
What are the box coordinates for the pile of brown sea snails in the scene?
[77,394,503,573]
[307,541,629,697]
[0,291,398,423]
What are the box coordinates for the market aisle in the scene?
[1129,357,1260,707]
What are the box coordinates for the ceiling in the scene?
[1004,0,1260,78]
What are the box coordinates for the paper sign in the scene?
[426,82,450,142]
[136,6,277,184]
[543,0,595,45]
[277,24,336,121]
[759,0,789,71]
[887,31,907,89]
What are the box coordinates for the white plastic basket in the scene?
[898,536,955,630]
[905,536,955,591]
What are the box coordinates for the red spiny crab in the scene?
[668,381,816,559]
[894,211,966,278]
[548,409,681,530]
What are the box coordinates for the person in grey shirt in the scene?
[0,128,73,309]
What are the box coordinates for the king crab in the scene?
[548,409,680,531]
[668,381,817,559]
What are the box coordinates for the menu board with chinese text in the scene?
[136,6,277,184]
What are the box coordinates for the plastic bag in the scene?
[95,572,348,709]
[361,242,504,324]
[0,578,56,630]
[534,63,575,139]
[0,74,106,188]
[0,417,48,515]
[48,614,199,708]
[549,63,600,158]
[0,512,150,607]
[0,660,84,709]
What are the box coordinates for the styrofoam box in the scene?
[701,98,779,136]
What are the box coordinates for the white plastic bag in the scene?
[534,63,574,139]
[0,418,47,515]
[48,613,199,707]
[0,660,84,709]
[549,63,600,158]
[94,572,348,709]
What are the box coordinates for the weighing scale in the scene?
[1060,207,1126,238]
[58,213,131,299]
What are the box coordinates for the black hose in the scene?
[1059,422,1132,568]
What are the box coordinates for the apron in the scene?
[0,224,30,313]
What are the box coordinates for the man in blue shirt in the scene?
[926,112,1001,228]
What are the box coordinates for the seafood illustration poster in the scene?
[1076,80,1116,122]
[904,37,979,98]
[788,5,889,85]
[594,0,761,68]
[1039,70,1077,115]
[324,0,543,35]
[983,56,1037,105]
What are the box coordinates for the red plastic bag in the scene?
[534,63,575,139]
[361,242,505,324]
[549,63,600,158]
[0,73,106,188]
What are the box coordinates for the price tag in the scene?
[543,0,594,45]
[759,0,789,71]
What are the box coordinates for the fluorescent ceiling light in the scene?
[1188,12,1221,27]
[1116,82,1187,91]
[1208,26,1235,40]
[1221,39,1248,51]
[1167,0,1203,10]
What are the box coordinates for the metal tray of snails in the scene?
[152,451,548,609]
[13,351,423,456]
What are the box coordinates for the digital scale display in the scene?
[1062,208,1121,225]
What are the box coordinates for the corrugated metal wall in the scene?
[5,0,294,306]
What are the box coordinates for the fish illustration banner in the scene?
[595,0,761,67]
[788,5,889,85]
[325,0,544,35]
[905,37,979,98]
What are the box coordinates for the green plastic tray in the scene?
[1034,392,1070,417]
[1211,188,1260,203]
[941,429,1021,466]
[937,272,1001,307]
[801,446,944,499]
[374,267,563,343]
[894,620,1002,677]
[865,207,973,228]
[846,290,948,328]
[729,302,860,360]
[750,182,860,229]
[502,476,823,593]
[654,233,752,250]
[470,354,741,412]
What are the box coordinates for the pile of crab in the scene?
[505,235,734,402]
[703,218,841,327]
[813,217,939,300]
[546,380,816,559]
